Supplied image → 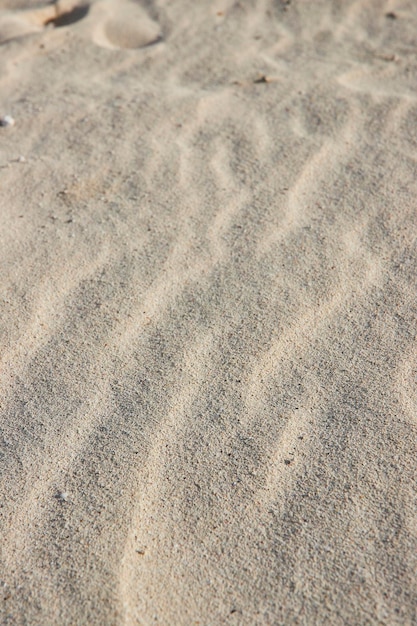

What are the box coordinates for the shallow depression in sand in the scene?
[0,0,162,50]
[103,19,160,49]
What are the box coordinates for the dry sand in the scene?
[1,0,417,624]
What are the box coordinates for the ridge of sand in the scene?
[1,1,417,624]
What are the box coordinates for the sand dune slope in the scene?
[1,1,417,624]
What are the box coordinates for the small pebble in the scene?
[56,491,68,501]
[254,75,270,84]
[0,115,15,127]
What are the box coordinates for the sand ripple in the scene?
[1,1,417,624]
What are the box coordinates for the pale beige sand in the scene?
[1,0,417,624]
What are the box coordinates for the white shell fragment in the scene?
[0,115,15,127]
[56,491,68,502]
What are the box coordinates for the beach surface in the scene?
[1,1,417,624]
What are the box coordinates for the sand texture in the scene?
[1,0,417,624]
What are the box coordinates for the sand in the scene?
[0,0,416,624]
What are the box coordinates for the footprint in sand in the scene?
[0,0,162,50]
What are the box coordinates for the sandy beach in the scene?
[0,0,417,624]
